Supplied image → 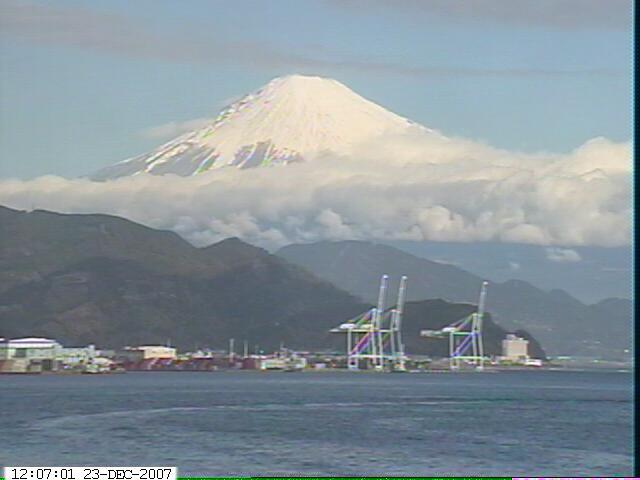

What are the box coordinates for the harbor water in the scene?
[0,370,633,476]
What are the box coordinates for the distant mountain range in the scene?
[277,241,631,359]
[381,240,631,304]
[0,206,541,358]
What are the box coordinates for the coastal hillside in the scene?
[0,206,543,357]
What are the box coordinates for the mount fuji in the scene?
[91,75,438,180]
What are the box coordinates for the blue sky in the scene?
[0,0,632,179]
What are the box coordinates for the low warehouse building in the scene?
[0,337,62,372]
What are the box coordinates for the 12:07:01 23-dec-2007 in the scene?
[3,468,177,480]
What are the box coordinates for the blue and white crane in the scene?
[421,281,489,370]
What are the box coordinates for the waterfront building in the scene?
[0,337,62,360]
[501,334,529,363]
[119,345,177,362]
[0,337,62,372]
[58,344,97,367]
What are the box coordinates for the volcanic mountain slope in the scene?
[0,206,366,349]
[0,205,225,294]
[91,75,435,180]
[0,253,367,351]
[0,206,543,356]
[277,240,631,359]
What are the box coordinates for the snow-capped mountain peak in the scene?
[91,74,433,180]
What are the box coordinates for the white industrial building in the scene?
[58,344,97,367]
[0,338,113,373]
[119,345,177,362]
[0,337,62,360]
[501,334,529,363]
[0,337,62,372]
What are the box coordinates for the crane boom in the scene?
[375,274,389,327]
[477,281,488,318]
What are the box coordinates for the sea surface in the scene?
[0,370,633,477]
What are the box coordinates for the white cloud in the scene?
[545,247,583,263]
[0,134,630,250]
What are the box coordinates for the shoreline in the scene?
[1,365,630,376]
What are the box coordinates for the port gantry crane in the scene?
[421,281,489,370]
[331,274,408,371]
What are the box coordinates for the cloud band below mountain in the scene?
[0,134,630,249]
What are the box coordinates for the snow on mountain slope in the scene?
[91,75,436,180]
